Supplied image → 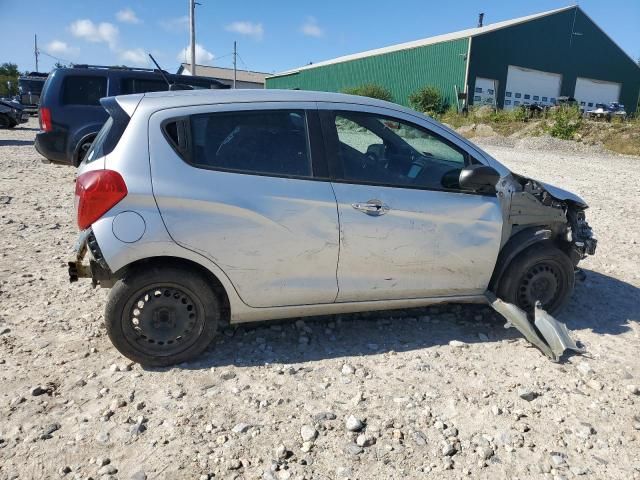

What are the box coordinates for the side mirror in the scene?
[459,165,500,194]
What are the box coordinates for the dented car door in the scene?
[319,104,504,302]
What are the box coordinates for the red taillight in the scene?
[75,170,127,230]
[39,107,52,132]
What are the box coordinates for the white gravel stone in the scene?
[345,415,364,432]
[300,425,317,442]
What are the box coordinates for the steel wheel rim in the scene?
[121,283,205,357]
[517,262,561,311]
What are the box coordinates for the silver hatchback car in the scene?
[69,89,596,366]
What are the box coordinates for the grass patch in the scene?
[437,106,640,156]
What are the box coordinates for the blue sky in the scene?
[1,0,638,75]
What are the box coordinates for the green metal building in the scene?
[266,6,640,113]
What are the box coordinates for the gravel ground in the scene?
[1,119,639,480]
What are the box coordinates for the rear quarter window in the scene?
[82,98,130,164]
[62,76,107,105]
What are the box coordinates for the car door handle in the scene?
[352,200,390,216]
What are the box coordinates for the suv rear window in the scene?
[62,76,107,105]
[187,110,312,178]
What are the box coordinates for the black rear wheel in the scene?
[75,139,94,166]
[497,243,575,315]
[105,266,220,366]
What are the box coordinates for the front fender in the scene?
[489,227,553,291]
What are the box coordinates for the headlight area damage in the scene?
[487,174,597,361]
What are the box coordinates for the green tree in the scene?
[0,62,20,97]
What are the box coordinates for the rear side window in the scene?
[121,78,168,94]
[83,98,130,164]
[84,117,113,163]
[186,110,312,178]
[62,76,107,105]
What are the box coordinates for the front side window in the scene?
[188,110,312,178]
[331,112,467,191]
[62,76,107,105]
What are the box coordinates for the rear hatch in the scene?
[75,95,142,230]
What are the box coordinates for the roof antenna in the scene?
[148,53,172,89]
[148,53,193,91]
[478,13,485,28]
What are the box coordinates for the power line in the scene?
[236,53,250,71]
[39,51,73,66]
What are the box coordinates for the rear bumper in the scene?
[35,131,71,164]
[68,229,115,287]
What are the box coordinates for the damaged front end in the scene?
[487,174,597,360]
[497,174,597,263]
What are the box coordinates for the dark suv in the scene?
[35,65,228,166]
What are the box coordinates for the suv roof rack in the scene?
[71,64,170,74]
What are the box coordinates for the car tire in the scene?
[105,266,221,367]
[496,243,575,315]
[75,139,94,166]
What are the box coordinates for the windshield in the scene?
[84,117,113,164]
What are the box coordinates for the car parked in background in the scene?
[18,72,48,114]
[34,65,229,166]
[586,102,627,120]
[0,98,28,128]
[68,89,596,366]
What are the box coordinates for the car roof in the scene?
[135,88,416,114]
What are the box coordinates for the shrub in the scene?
[510,106,529,122]
[342,84,392,102]
[408,86,444,116]
[548,105,583,140]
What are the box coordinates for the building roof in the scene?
[178,64,268,84]
[269,5,578,78]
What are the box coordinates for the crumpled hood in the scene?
[536,180,588,208]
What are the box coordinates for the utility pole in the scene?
[233,41,237,89]
[189,0,196,75]
[34,34,39,71]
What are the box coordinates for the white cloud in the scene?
[159,16,189,32]
[45,40,79,56]
[300,17,324,38]
[116,8,141,24]
[69,19,119,49]
[177,44,215,65]
[225,21,264,40]
[120,48,149,65]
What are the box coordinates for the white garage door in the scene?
[473,77,499,106]
[504,65,562,110]
[574,77,621,109]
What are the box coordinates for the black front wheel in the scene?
[105,266,220,366]
[497,244,575,315]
